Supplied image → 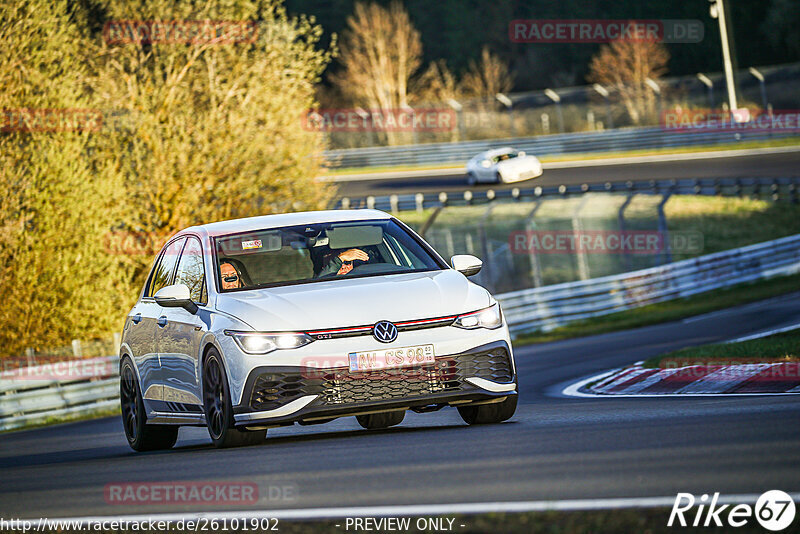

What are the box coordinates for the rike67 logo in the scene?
[668,491,796,531]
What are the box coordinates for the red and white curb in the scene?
[563,361,800,398]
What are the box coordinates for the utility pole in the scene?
[709,0,740,116]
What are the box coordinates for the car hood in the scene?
[497,155,540,171]
[215,270,492,331]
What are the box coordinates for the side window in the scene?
[174,237,207,304]
[146,238,185,297]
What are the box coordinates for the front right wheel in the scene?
[203,349,266,448]
[458,394,517,425]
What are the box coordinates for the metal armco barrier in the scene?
[0,356,119,431]
[326,126,796,169]
[496,233,800,335]
[337,176,800,211]
[2,233,799,431]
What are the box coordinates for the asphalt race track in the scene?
[1,293,799,520]
[334,149,800,198]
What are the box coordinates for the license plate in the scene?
[348,344,435,372]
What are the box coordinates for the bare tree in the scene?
[331,1,422,144]
[588,39,669,125]
[413,59,459,104]
[460,47,513,101]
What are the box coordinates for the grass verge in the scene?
[643,330,800,369]
[513,273,800,346]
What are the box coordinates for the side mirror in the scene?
[154,284,198,314]
[451,254,482,277]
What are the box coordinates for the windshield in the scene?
[493,150,519,162]
[214,219,443,291]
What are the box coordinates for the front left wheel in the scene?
[202,349,266,448]
[356,410,405,430]
[458,394,517,425]
[120,358,178,451]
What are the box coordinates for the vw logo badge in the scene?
[373,320,398,343]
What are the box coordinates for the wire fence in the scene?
[321,62,800,152]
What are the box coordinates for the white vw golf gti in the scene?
[119,210,517,450]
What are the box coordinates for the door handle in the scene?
[132,313,142,325]
[157,316,167,328]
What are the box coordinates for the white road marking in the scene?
[724,322,800,343]
[592,367,651,393]
[41,493,800,524]
[615,368,680,394]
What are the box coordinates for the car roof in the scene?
[179,209,393,238]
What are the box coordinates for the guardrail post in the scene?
[113,332,121,355]
[389,195,399,213]
[618,194,636,272]
[478,204,496,291]
[525,201,543,287]
[572,196,591,280]
[444,228,455,259]
[465,233,475,256]
[25,347,35,367]
[419,206,443,238]
[341,197,350,210]
[366,196,375,210]
[71,339,82,358]
[415,193,424,213]
[657,193,673,265]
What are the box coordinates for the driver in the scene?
[318,248,368,277]
[220,261,244,290]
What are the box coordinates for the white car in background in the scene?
[466,147,543,185]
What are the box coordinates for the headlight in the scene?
[225,331,314,354]
[452,303,503,330]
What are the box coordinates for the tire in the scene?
[356,410,405,430]
[202,349,266,448]
[458,394,517,425]
[467,172,477,186]
[120,358,179,451]
[495,171,504,184]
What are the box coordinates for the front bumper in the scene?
[232,340,516,427]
